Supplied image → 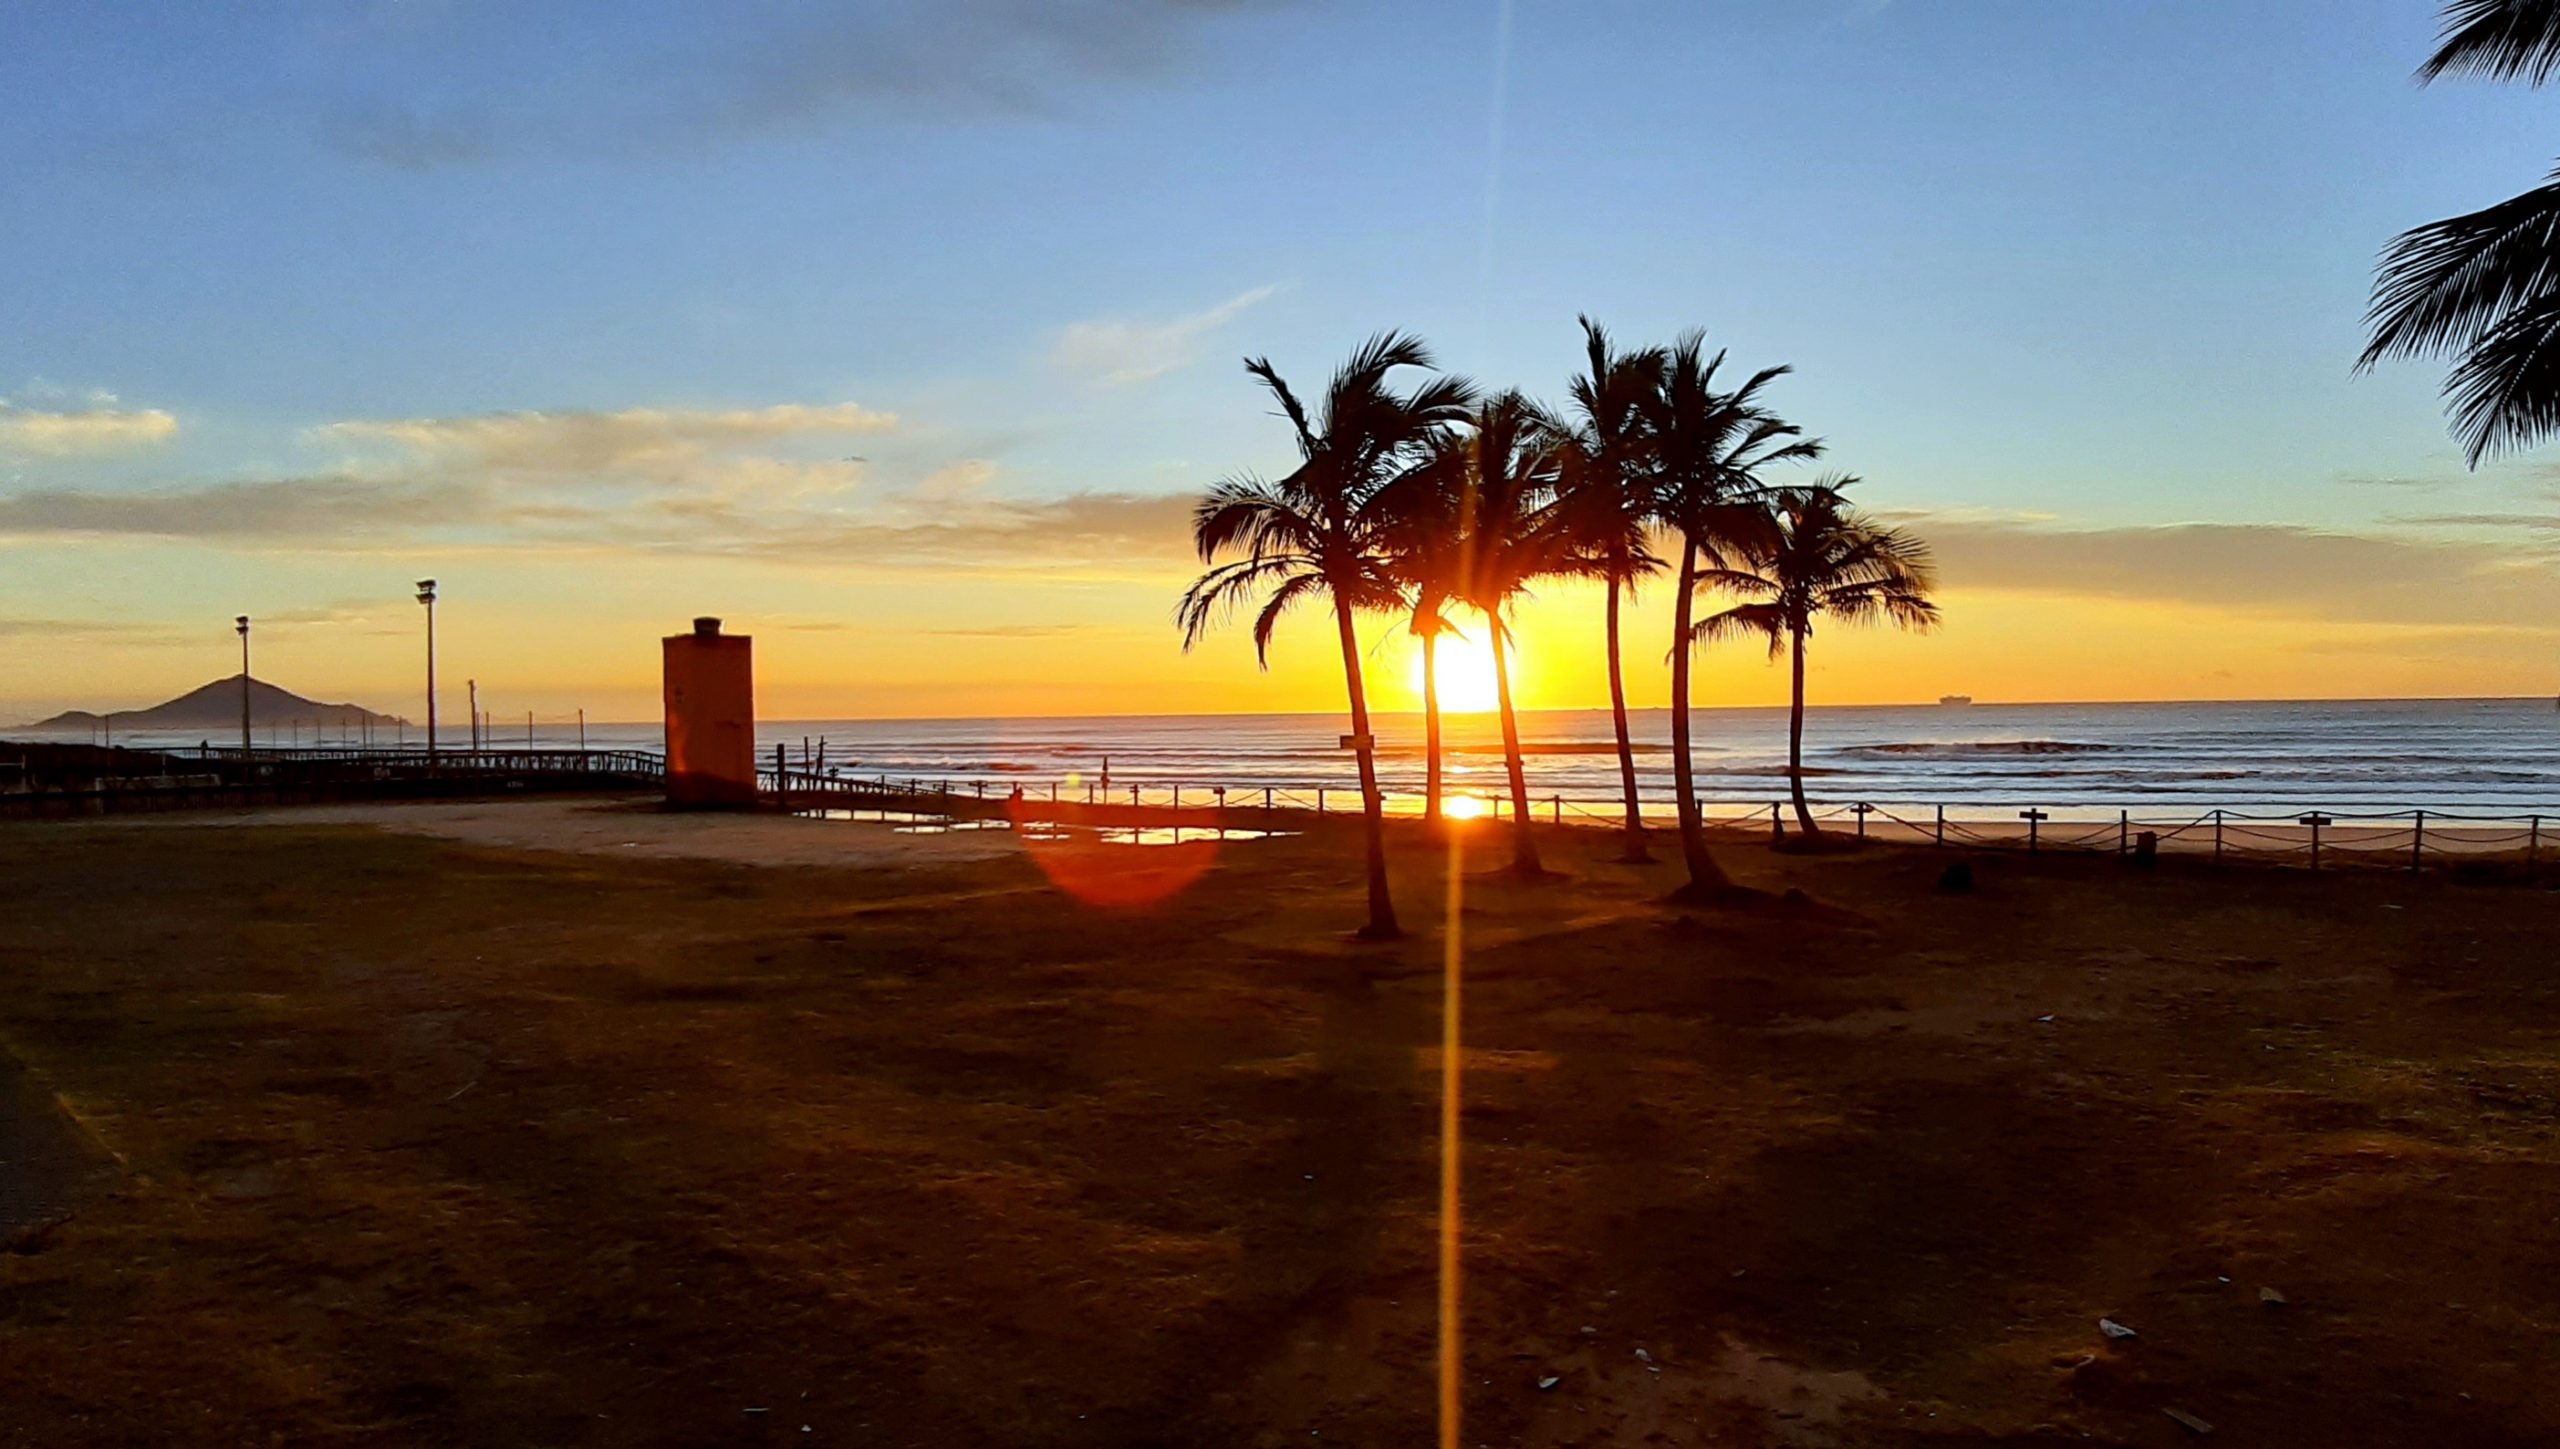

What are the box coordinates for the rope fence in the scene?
[750,756,2556,876]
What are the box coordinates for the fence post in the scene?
[1552,795,1562,825]
[2118,809,2129,855]
[1935,803,1945,846]
[2020,808,2047,853]
[2533,815,2542,868]
[1173,785,1182,811]
[1317,786,1325,814]
[2214,809,2224,864]
[1132,783,1140,808]
[1852,802,1873,838]
[1770,801,1784,843]
[1264,786,1273,810]
[2412,810,2425,873]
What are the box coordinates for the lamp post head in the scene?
[235,615,249,635]
[415,579,437,605]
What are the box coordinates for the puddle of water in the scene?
[825,812,1297,846]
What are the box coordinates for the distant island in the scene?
[26,675,402,732]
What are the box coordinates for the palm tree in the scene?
[1559,318,1668,863]
[2361,0,2560,463]
[1431,392,1579,876]
[1694,480,1939,837]
[1177,333,1474,938]
[1640,333,1822,900]
[1377,451,1471,829]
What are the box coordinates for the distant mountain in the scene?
[28,675,402,731]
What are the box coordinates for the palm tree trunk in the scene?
[1669,534,1730,897]
[1422,624,1443,827]
[1334,595,1400,938]
[1788,623,1818,836]
[1604,574,1649,862]
[1488,614,1542,874]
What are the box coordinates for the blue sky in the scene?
[5,0,2559,717]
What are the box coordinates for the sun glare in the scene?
[1414,633,1503,713]
[1442,794,1489,821]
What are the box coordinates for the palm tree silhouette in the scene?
[1695,480,1938,836]
[1425,391,1579,876]
[1640,334,1822,899]
[1377,444,1471,829]
[1178,332,1474,938]
[1559,318,1669,863]
[2362,0,2560,463]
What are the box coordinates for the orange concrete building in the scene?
[662,617,757,808]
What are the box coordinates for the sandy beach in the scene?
[2,800,2557,1446]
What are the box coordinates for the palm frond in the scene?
[1249,570,1328,667]
[1690,602,1790,659]
[1177,553,1312,652]
[2418,0,2560,84]
[2361,169,2560,367]
[1243,357,1318,458]
[2445,288,2560,461]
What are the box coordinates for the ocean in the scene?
[49,698,2560,823]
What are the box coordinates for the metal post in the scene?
[468,680,479,751]
[1935,803,1945,846]
[2412,810,2425,873]
[526,711,534,747]
[415,581,438,758]
[578,708,586,750]
[2119,809,2129,855]
[235,615,252,751]
[2020,808,2048,853]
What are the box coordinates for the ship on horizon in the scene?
[1939,694,1974,707]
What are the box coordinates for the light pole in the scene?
[415,580,438,757]
[235,616,252,752]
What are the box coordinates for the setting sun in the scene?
[1411,631,1503,714]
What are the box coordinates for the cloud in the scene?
[0,616,194,646]
[257,0,1295,169]
[316,401,894,476]
[925,623,1100,638]
[0,405,179,455]
[0,475,476,539]
[1916,516,2560,630]
[1052,284,1280,385]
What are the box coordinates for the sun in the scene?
[1412,631,1502,713]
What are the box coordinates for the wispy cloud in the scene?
[315,401,894,477]
[0,403,179,455]
[189,0,1294,170]
[1917,515,2560,630]
[1053,284,1280,385]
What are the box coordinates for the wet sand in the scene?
[1,805,2557,1446]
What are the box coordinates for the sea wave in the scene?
[1845,740,2115,757]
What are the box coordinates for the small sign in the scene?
[1339,733,1374,750]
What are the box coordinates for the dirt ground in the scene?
[2,801,2558,1447]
